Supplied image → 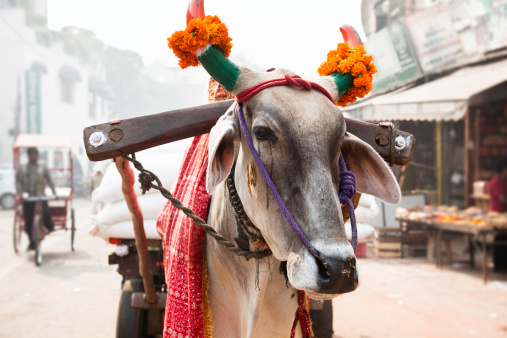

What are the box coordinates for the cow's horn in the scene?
[197,45,240,93]
[327,25,364,100]
[330,72,354,97]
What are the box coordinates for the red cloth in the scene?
[157,134,211,338]
[156,78,234,338]
[490,175,507,212]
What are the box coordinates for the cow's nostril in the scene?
[316,257,331,281]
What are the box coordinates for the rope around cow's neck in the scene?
[237,103,358,261]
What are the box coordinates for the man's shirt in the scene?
[490,175,507,213]
[16,163,56,197]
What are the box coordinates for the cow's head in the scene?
[201,33,400,299]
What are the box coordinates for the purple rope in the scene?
[338,155,358,251]
[237,103,358,258]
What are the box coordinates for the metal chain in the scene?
[121,154,271,260]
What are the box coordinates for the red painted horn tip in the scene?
[340,25,363,47]
[186,0,205,25]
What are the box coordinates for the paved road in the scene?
[0,199,121,338]
[332,256,507,338]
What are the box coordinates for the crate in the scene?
[375,227,402,258]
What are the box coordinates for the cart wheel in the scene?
[310,300,333,338]
[70,208,76,252]
[13,209,22,254]
[116,279,147,338]
[33,214,43,267]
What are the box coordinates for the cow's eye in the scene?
[253,126,277,142]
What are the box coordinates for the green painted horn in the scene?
[197,45,240,92]
[330,72,353,98]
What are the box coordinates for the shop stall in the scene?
[396,205,507,283]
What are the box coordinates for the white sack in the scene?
[355,194,380,223]
[88,219,161,240]
[91,151,184,203]
[345,222,376,241]
[89,193,168,226]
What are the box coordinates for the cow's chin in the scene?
[304,290,341,301]
[286,250,359,297]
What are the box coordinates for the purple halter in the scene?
[237,103,358,258]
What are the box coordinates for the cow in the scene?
[199,54,400,338]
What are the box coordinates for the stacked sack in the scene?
[344,194,379,241]
[88,150,185,241]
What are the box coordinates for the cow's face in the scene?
[207,68,400,299]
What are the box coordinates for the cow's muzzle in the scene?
[287,250,359,298]
[315,254,358,295]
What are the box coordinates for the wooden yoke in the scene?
[114,157,157,304]
[83,100,415,166]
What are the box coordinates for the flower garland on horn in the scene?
[318,43,377,107]
[168,15,233,69]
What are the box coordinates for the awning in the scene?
[345,57,507,121]
[59,65,82,82]
[14,134,73,149]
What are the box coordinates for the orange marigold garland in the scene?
[167,15,233,69]
[317,43,377,107]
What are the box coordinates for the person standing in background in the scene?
[490,158,507,213]
[15,147,57,250]
[489,158,507,272]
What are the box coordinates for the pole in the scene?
[436,121,442,205]
[115,157,157,304]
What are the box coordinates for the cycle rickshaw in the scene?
[12,134,76,266]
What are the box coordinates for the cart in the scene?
[12,134,76,266]
[108,238,166,338]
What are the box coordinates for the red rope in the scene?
[236,74,334,103]
[290,290,313,338]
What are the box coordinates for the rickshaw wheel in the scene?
[13,209,22,254]
[116,278,147,338]
[33,214,43,267]
[70,208,76,252]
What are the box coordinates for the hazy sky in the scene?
[47,0,364,78]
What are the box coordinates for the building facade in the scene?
[0,0,110,185]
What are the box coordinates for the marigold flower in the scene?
[317,42,376,107]
[167,15,233,69]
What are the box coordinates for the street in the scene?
[0,198,506,337]
[331,257,507,338]
[0,199,121,337]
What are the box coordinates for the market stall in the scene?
[396,205,507,283]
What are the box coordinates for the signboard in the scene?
[475,5,507,52]
[366,18,420,93]
[404,3,464,73]
[25,70,41,134]
[483,0,507,12]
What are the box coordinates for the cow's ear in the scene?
[207,103,238,195]
[341,132,401,204]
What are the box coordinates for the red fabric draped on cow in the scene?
[156,79,234,337]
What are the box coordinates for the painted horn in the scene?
[186,0,205,25]
[197,45,241,93]
[328,25,364,97]
[186,0,241,92]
